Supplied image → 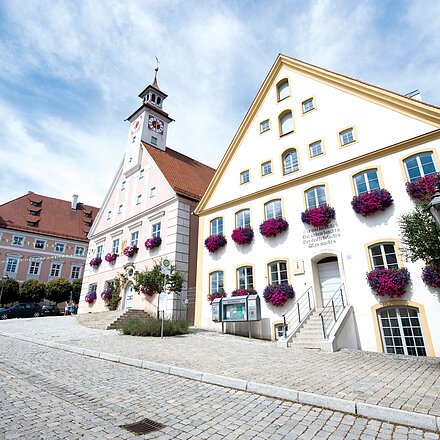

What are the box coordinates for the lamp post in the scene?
[0,274,9,306]
[427,188,440,228]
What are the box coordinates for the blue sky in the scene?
[1,0,439,207]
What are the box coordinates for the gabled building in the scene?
[194,54,440,357]
[78,71,215,321]
[0,192,98,283]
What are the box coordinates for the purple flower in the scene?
[100,289,113,300]
[301,205,335,228]
[231,226,254,245]
[421,263,440,288]
[139,285,155,296]
[259,218,289,238]
[123,245,139,257]
[231,289,257,297]
[145,236,162,250]
[89,257,102,268]
[406,173,440,202]
[351,189,393,217]
[104,253,117,263]
[262,284,295,307]
[366,267,411,298]
[204,234,227,253]
[207,291,226,304]
[85,292,97,303]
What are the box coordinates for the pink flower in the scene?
[231,227,254,245]
[301,205,335,228]
[259,218,289,238]
[351,189,393,217]
[204,234,227,253]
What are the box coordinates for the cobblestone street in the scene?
[1,335,439,439]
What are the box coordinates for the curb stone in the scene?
[0,331,438,433]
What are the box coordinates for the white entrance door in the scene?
[318,260,341,306]
[124,285,134,310]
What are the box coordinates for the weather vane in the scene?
[155,56,160,72]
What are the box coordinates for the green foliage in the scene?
[399,203,440,263]
[19,279,46,302]
[0,278,20,305]
[121,317,189,337]
[104,280,121,311]
[133,260,185,295]
[70,278,83,303]
[46,278,72,304]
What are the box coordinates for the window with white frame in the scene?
[50,263,62,277]
[121,180,126,190]
[209,271,224,295]
[235,209,250,228]
[6,257,18,273]
[71,266,82,279]
[240,170,250,184]
[112,239,120,254]
[277,79,290,101]
[29,259,41,275]
[150,187,156,198]
[305,185,327,209]
[339,127,355,146]
[279,111,293,136]
[369,242,399,270]
[118,204,123,214]
[96,245,103,259]
[237,266,254,290]
[274,323,286,340]
[107,211,112,220]
[264,199,282,220]
[54,242,65,252]
[75,246,85,257]
[353,169,380,195]
[260,119,270,133]
[12,236,24,246]
[89,283,97,294]
[210,217,223,235]
[309,140,323,158]
[283,149,299,174]
[152,222,161,238]
[261,161,272,176]
[268,261,288,285]
[34,239,46,249]
[404,152,437,183]
[302,97,315,113]
[131,231,139,247]
[136,194,142,205]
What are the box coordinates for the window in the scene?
[279,111,293,136]
[29,260,41,275]
[27,221,38,227]
[136,194,142,205]
[261,161,272,176]
[369,243,399,270]
[240,170,250,184]
[269,261,288,285]
[34,240,46,250]
[151,136,158,146]
[112,239,120,255]
[6,258,18,273]
[75,246,85,257]
[29,210,39,216]
[88,283,97,294]
[305,185,327,209]
[152,222,161,238]
[54,243,65,253]
[12,236,24,246]
[150,187,156,198]
[339,127,355,146]
[30,201,41,207]
[274,323,286,340]
[50,263,62,278]
[260,119,270,133]
[277,79,290,101]
[309,140,323,158]
[235,209,251,228]
[302,98,314,113]
[378,307,427,356]
[283,149,299,174]
[403,152,436,183]
[96,245,103,259]
[210,217,223,235]
[107,211,112,220]
[353,169,380,195]
[237,266,254,290]
[121,181,126,190]
[139,169,145,179]
[210,271,224,295]
[131,231,139,247]
[71,266,81,279]
[84,212,92,218]
[264,199,282,220]
[118,205,123,214]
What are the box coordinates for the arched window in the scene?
[237,266,254,290]
[235,209,250,228]
[305,185,327,209]
[353,169,380,195]
[264,199,282,220]
[279,111,293,136]
[283,149,299,175]
[368,242,399,269]
[277,79,290,101]
[268,261,288,285]
[209,271,224,295]
[403,152,436,183]
[210,217,223,235]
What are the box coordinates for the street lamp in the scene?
[0,274,9,306]
[428,188,440,228]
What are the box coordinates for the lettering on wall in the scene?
[302,224,341,249]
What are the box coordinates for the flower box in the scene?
[100,289,113,300]
[104,253,117,263]
[139,285,155,296]
[351,189,393,217]
[259,218,289,238]
[145,236,162,250]
[123,245,139,257]
[204,234,227,253]
[421,263,440,288]
[262,284,295,307]
[231,289,257,297]
[301,205,335,228]
[207,291,226,304]
[231,226,254,245]
[85,292,97,303]
[406,173,440,202]
[366,267,411,298]
[89,257,102,268]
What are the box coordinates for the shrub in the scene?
[366,267,411,298]
[145,237,162,250]
[204,234,227,253]
[301,205,335,228]
[421,263,440,288]
[105,253,117,263]
[406,173,440,202]
[89,257,102,268]
[231,227,254,245]
[123,245,138,257]
[259,218,289,238]
[231,289,257,297]
[262,284,295,307]
[121,317,190,337]
[351,189,393,217]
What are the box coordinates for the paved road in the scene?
[1,336,439,439]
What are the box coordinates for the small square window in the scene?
[340,128,355,146]
[34,240,46,249]
[309,140,323,157]
[151,136,158,146]
[261,161,272,176]
[260,119,270,133]
[136,194,142,205]
[121,181,126,190]
[240,170,250,184]
[302,98,314,113]
[150,187,156,198]
[54,243,65,252]
[118,205,123,214]
[139,169,145,179]
[75,246,85,257]
[12,236,24,246]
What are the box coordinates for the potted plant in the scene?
[105,253,117,264]
[204,234,227,253]
[262,284,295,307]
[207,290,226,304]
[231,288,257,297]
[145,236,162,250]
[259,218,289,238]
[89,256,102,268]
[366,267,411,298]
[351,189,393,217]
[421,263,440,288]
[123,245,139,258]
[301,205,335,228]
[406,173,440,202]
[231,226,254,245]
[84,291,97,303]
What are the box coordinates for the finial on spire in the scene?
[152,56,160,89]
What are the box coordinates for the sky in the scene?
[0,0,439,208]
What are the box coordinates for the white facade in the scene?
[195,55,440,357]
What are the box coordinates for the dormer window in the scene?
[83,220,92,227]
[30,201,41,207]
[83,212,92,218]
[29,210,39,216]
[27,221,38,227]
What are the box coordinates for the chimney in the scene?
[72,194,79,210]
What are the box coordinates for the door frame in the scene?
[123,283,134,310]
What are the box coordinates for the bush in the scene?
[121,317,190,337]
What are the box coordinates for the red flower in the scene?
[301,205,335,228]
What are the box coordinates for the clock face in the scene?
[148,115,164,134]
[130,115,143,135]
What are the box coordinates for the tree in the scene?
[71,278,83,304]
[46,278,71,304]
[19,279,46,302]
[0,278,20,306]
[133,260,185,294]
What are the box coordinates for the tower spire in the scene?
[152,56,160,90]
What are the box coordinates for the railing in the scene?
[319,283,346,340]
[281,286,314,340]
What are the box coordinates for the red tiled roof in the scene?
[0,193,99,241]
[143,143,216,201]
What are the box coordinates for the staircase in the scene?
[76,309,153,330]
[107,309,153,330]
[289,309,323,349]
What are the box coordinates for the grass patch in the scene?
[121,316,190,337]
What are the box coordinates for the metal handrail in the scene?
[319,283,347,340]
[281,286,314,339]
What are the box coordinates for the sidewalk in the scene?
[1,316,439,431]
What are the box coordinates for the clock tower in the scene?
[123,67,173,176]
